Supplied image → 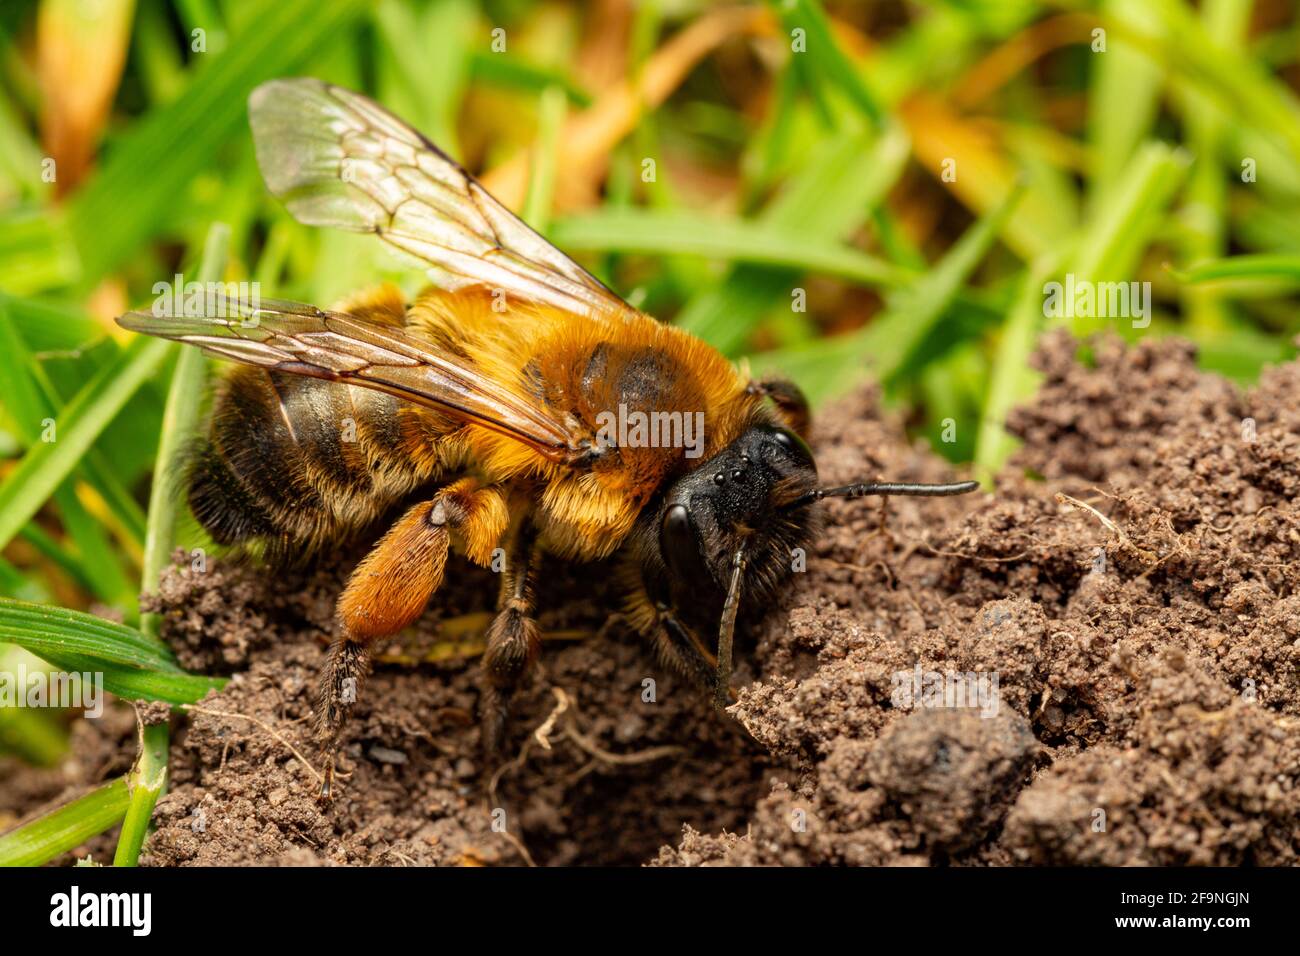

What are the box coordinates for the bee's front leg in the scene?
[653,600,758,746]
[655,604,724,699]
[624,570,739,708]
[318,478,507,802]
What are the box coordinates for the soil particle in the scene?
[5,329,1300,866]
[135,700,172,727]
[865,709,1038,853]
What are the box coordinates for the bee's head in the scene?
[644,423,980,706]
[654,423,820,610]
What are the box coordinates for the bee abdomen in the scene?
[187,439,279,546]
[193,367,451,559]
[203,367,337,549]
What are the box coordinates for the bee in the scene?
[119,79,979,799]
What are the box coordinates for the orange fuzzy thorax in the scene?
[405,286,759,560]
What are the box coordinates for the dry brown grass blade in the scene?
[481,4,773,211]
[374,616,590,666]
[37,0,136,196]
[899,90,1080,260]
[953,13,1100,109]
[1055,492,1159,568]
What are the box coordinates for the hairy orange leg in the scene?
[317,477,507,800]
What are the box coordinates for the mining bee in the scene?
[119,79,979,799]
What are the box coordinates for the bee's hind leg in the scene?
[318,478,507,801]
[480,519,542,754]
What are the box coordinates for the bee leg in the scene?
[318,479,508,801]
[628,573,746,698]
[480,520,541,753]
[656,604,759,746]
[622,571,759,745]
[623,570,720,693]
[747,377,810,438]
[655,604,724,696]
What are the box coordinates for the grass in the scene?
[0,226,227,866]
[2,0,1300,864]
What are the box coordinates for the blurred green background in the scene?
[1,0,1300,769]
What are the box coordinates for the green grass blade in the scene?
[374,0,473,156]
[15,524,95,594]
[0,778,129,867]
[0,704,66,766]
[0,85,43,197]
[867,183,1024,383]
[29,653,223,705]
[974,255,1062,483]
[79,454,148,552]
[750,184,1022,404]
[679,125,910,354]
[0,599,182,672]
[1067,141,1190,336]
[0,598,225,702]
[0,646,66,765]
[1173,0,1250,337]
[1173,254,1300,284]
[521,86,567,233]
[112,721,169,867]
[1133,0,1300,162]
[66,0,369,285]
[551,209,911,287]
[0,208,80,294]
[139,224,226,644]
[1086,0,1163,214]
[0,300,145,597]
[467,50,592,107]
[775,0,884,128]
[0,336,171,555]
[0,558,48,603]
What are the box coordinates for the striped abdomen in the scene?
[188,365,460,564]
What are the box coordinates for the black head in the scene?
[640,422,980,708]
[653,423,819,612]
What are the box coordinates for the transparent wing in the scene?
[248,77,633,319]
[118,296,586,463]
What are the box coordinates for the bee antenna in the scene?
[713,542,747,712]
[783,479,980,511]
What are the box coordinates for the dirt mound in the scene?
[655,330,1300,866]
[4,330,1298,866]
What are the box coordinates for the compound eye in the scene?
[660,503,698,574]
[770,428,816,472]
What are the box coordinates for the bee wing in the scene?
[248,78,635,320]
[118,297,585,463]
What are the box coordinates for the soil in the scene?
[3,329,1298,866]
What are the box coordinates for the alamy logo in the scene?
[890,663,1000,718]
[594,403,706,459]
[152,274,262,323]
[49,887,151,936]
[1042,273,1150,328]
[0,663,102,718]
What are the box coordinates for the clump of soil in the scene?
[4,329,1299,866]
[655,330,1300,866]
[139,557,769,866]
